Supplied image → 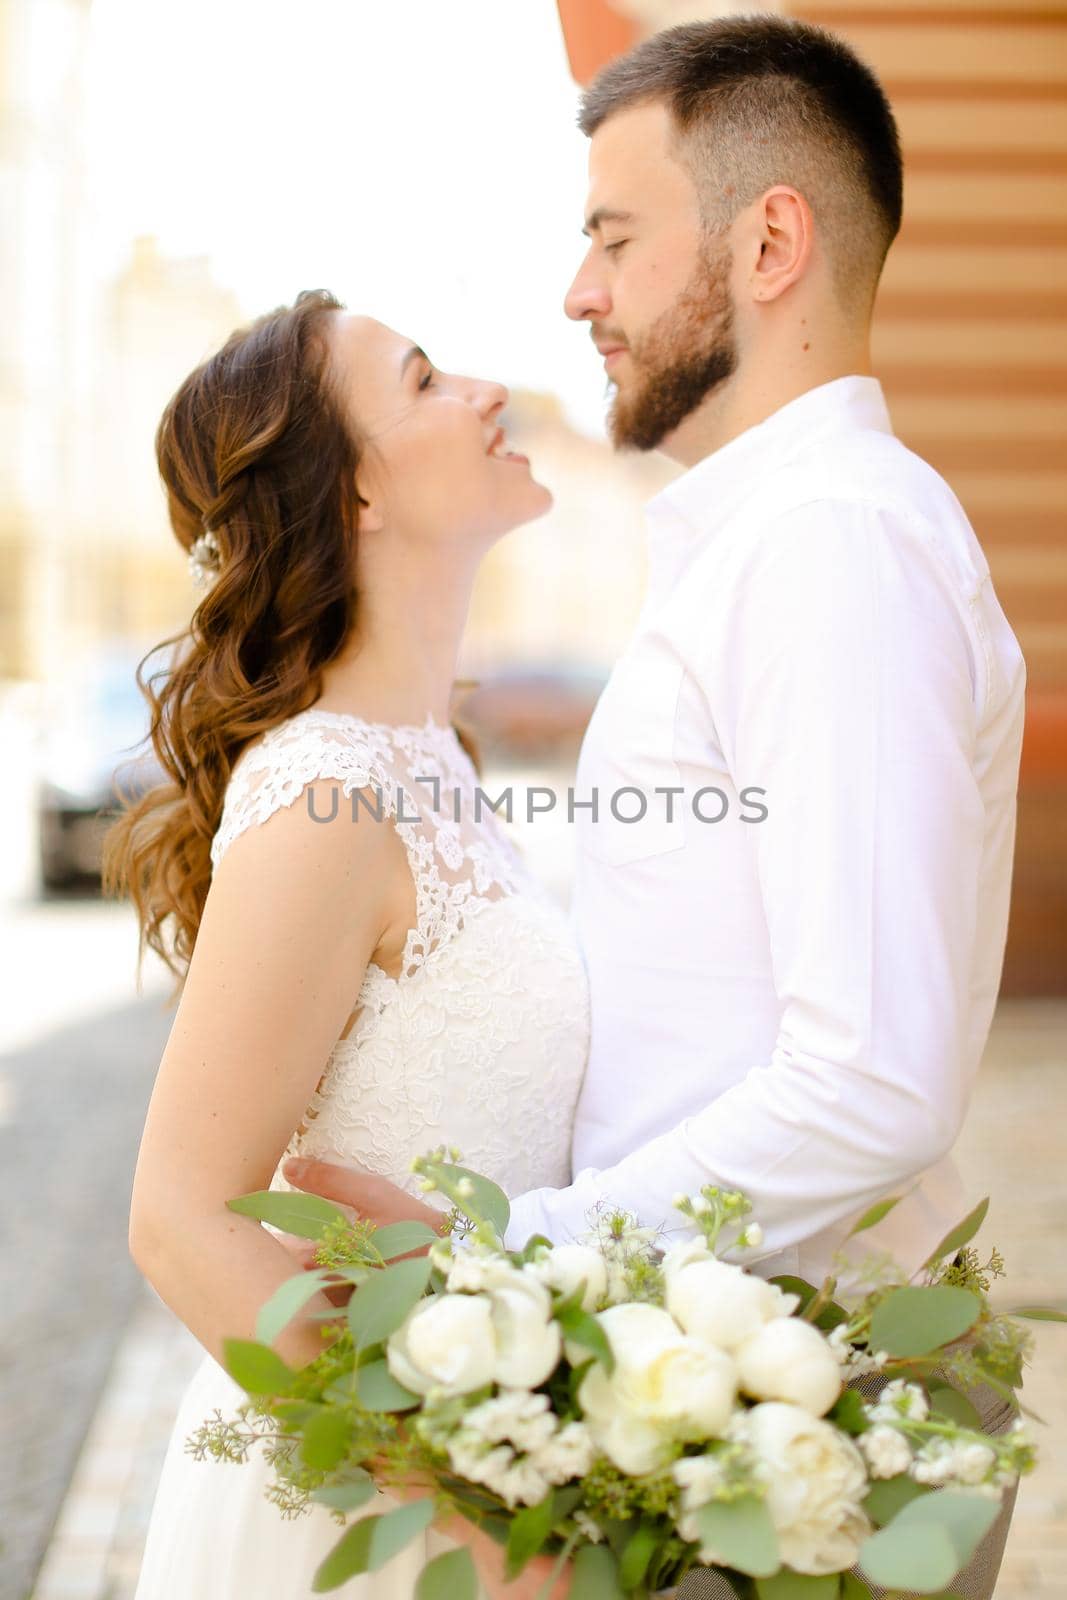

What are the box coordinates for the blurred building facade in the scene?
[556,0,1067,993]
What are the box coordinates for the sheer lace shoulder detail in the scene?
[209,708,535,980]
[209,712,390,873]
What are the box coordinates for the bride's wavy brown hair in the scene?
[103,287,438,997]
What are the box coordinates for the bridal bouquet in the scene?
[192,1150,1058,1599]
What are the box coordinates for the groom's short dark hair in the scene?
[579,16,903,317]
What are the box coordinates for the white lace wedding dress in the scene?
[134,707,591,1599]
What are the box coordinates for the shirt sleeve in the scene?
[503,499,986,1259]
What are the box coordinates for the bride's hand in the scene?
[367,1455,573,1598]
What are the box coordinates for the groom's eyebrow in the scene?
[582,207,635,237]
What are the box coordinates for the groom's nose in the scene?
[564,259,611,323]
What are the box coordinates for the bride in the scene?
[105,289,590,1598]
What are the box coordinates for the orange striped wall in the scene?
[557,0,1067,993]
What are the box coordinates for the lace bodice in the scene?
[209,707,590,1212]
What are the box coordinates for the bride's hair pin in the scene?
[188,520,223,590]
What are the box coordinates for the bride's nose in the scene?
[472,377,509,417]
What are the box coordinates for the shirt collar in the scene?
[643,375,893,593]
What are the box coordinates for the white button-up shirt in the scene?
[505,375,1026,1289]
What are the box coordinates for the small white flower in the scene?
[486,1453,551,1509]
[859,1424,913,1479]
[952,1441,997,1485]
[912,1438,957,1486]
[740,1223,764,1249]
[672,1452,729,1509]
[533,1420,597,1484]
[691,1196,712,1216]
[574,1509,605,1544]
[869,1380,929,1424]
[672,1192,690,1211]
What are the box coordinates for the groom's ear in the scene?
[749,184,813,304]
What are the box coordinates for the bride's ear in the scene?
[354,481,385,534]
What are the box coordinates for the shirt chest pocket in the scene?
[578,649,689,866]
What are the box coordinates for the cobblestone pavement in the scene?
[20,996,1067,1600]
[0,897,172,1600]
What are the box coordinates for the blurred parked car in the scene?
[36,645,167,891]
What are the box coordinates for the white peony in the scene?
[666,1258,800,1353]
[524,1243,608,1312]
[576,1303,738,1475]
[387,1274,561,1398]
[736,1316,843,1416]
[738,1402,873,1576]
[859,1423,913,1479]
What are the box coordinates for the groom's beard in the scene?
[609,236,738,454]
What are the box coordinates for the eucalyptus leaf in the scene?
[255,1269,332,1346]
[839,1576,875,1600]
[310,1475,377,1513]
[618,1521,659,1590]
[922,1198,990,1271]
[354,1358,422,1412]
[347,1256,433,1349]
[927,1382,983,1431]
[227,1189,351,1240]
[860,1489,1000,1591]
[434,1161,511,1238]
[847,1195,905,1238]
[570,1541,625,1598]
[506,1490,556,1578]
[768,1275,819,1310]
[221,1338,296,1397]
[827,1389,870,1435]
[693,1496,779,1579]
[415,1546,478,1600]
[557,1305,616,1373]
[311,1498,435,1590]
[370,1220,440,1259]
[1004,1305,1067,1322]
[756,1571,840,1599]
[868,1286,981,1359]
[300,1407,351,1471]
[863,1474,934,1527]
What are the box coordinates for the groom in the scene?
[286,16,1025,1591]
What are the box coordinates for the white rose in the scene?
[447,1253,530,1295]
[739,1402,872,1576]
[577,1303,738,1475]
[660,1237,715,1281]
[859,1424,913,1479]
[490,1275,563,1389]
[524,1243,608,1312]
[736,1316,843,1416]
[387,1275,561,1397]
[667,1258,800,1353]
[387,1293,497,1396]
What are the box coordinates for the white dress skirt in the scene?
[133,709,591,1598]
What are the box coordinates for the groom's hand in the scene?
[281,1156,448,1258]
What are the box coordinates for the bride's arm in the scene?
[128,778,404,1371]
